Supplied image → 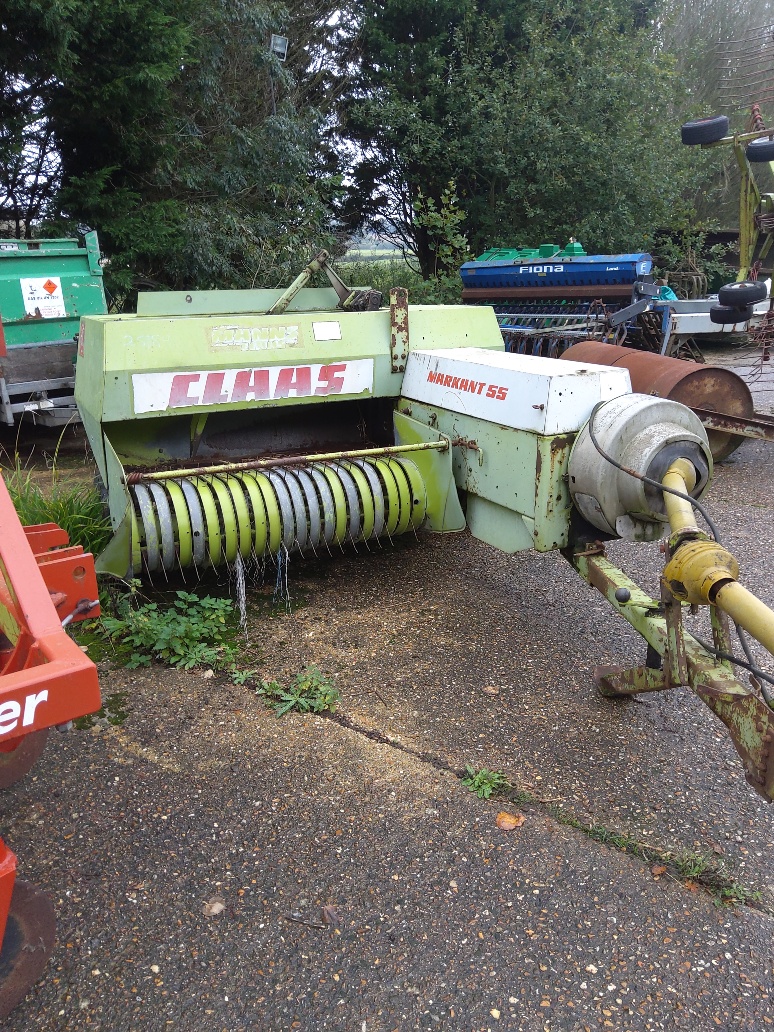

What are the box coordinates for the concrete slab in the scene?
[1,431,773,1031]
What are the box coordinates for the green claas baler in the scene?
[0,232,107,426]
[75,252,774,803]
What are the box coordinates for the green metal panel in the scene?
[475,241,587,262]
[397,398,575,552]
[392,411,466,533]
[76,303,503,431]
[137,287,344,316]
[0,232,106,347]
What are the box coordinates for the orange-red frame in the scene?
[0,477,101,745]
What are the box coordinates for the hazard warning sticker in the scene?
[19,276,67,319]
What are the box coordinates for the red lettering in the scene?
[497,386,508,401]
[476,382,485,394]
[449,376,459,390]
[315,363,347,396]
[232,369,270,403]
[427,370,437,383]
[486,384,498,398]
[168,373,202,407]
[443,374,453,387]
[202,372,230,405]
[275,365,312,399]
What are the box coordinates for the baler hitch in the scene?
[568,459,774,801]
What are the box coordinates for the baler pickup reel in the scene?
[75,256,774,801]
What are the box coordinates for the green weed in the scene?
[97,589,238,670]
[557,813,766,910]
[256,665,339,717]
[461,765,511,799]
[230,667,259,686]
[335,258,463,305]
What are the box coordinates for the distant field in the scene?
[341,247,402,263]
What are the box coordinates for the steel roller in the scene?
[128,457,428,574]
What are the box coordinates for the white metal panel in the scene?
[401,347,631,434]
[670,294,769,337]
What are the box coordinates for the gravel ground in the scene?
[2,349,774,1031]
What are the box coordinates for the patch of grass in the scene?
[256,665,340,717]
[335,258,463,305]
[461,765,511,799]
[4,458,112,555]
[557,814,765,910]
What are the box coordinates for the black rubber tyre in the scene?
[717,280,768,307]
[0,880,56,1021]
[0,731,48,790]
[680,115,729,145]
[709,302,755,325]
[746,136,774,163]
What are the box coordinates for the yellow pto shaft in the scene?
[662,460,774,658]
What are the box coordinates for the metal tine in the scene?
[176,550,188,584]
[294,467,322,558]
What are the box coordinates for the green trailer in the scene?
[0,232,107,426]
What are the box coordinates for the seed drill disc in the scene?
[0,731,49,791]
[0,879,56,1020]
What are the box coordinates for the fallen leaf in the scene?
[651,865,667,877]
[684,880,699,892]
[321,905,340,928]
[496,812,526,831]
[482,685,500,695]
[202,896,226,917]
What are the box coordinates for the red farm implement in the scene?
[0,473,101,1019]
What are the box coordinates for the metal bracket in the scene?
[568,547,774,801]
[594,578,687,696]
[266,251,383,316]
[389,288,409,373]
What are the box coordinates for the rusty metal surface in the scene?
[570,549,774,800]
[389,287,409,373]
[0,731,49,791]
[562,340,754,460]
[692,406,774,443]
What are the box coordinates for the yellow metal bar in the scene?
[715,581,774,659]
[662,462,774,659]
[127,441,448,484]
[662,459,699,536]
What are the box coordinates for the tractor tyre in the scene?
[717,281,768,307]
[680,116,729,145]
[0,731,49,790]
[709,303,755,325]
[746,137,774,163]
